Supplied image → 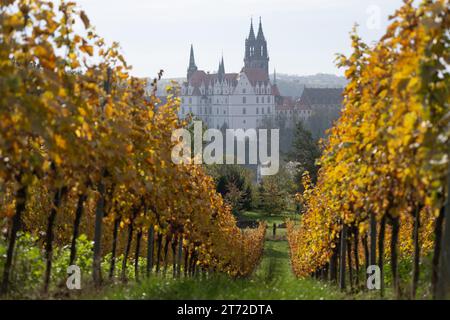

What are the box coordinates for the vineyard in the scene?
[0,0,266,298]
[0,0,449,301]
[288,0,450,299]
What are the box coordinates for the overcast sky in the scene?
[76,0,405,78]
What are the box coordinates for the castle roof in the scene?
[276,96,295,110]
[241,67,270,86]
[184,70,240,95]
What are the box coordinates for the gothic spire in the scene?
[219,56,225,74]
[218,55,225,81]
[257,17,265,41]
[273,68,277,84]
[248,18,256,41]
[187,44,198,81]
[189,44,197,69]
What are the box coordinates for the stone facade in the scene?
[179,19,280,130]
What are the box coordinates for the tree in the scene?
[207,164,254,214]
[289,121,321,185]
[258,166,295,215]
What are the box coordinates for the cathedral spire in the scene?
[273,68,277,84]
[187,44,198,80]
[244,16,269,76]
[257,17,265,41]
[189,44,197,69]
[248,18,256,41]
[218,55,225,81]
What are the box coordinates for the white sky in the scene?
[76,0,405,78]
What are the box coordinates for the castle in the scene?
[179,18,280,130]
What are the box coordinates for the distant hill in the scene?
[273,73,347,98]
[145,73,347,97]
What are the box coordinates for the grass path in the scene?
[98,211,345,300]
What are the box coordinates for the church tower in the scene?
[187,44,198,81]
[218,56,225,81]
[244,18,269,75]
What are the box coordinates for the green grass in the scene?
[91,212,345,300]
[238,210,298,224]
[82,211,438,300]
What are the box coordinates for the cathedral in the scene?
[179,18,280,130]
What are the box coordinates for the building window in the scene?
[243,120,246,124]
[261,96,265,103]
[256,107,259,114]
[217,108,219,114]
[256,97,259,103]
[268,107,271,114]
[243,97,246,104]
[243,108,246,115]
[189,98,192,104]
[262,108,265,114]
[242,88,246,94]
[181,98,184,103]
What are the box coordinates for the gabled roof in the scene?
[185,70,239,95]
[241,67,269,86]
[276,96,295,110]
